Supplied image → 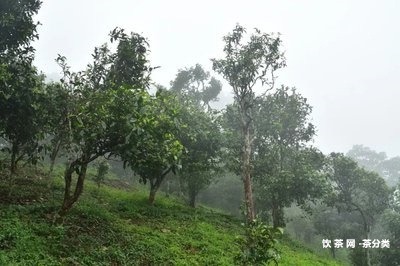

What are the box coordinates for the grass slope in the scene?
[0,166,343,265]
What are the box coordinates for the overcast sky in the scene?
[33,0,400,157]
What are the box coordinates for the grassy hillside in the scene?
[0,166,344,265]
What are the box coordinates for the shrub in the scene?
[235,217,283,265]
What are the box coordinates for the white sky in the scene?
[33,0,400,157]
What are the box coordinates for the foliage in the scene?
[39,81,72,177]
[177,103,223,207]
[0,0,44,174]
[347,144,400,187]
[212,24,286,221]
[54,27,179,214]
[326,153,391,266]
[312,205,363,260]
[122,89,184,203]
[0,0,41,53]
[0,166,341,265]
[327,153,390,224]
[169,65,224,207]
[170,64,222,110]
[220,103,245,175]
[253,86,327,227]
[235,217,283,265]
[0,61,45,173]
[94,158,110,188]
[376,185,400,265]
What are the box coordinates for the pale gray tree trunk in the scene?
[241,112,255,221]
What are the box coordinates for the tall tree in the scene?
[327,153,390,266]
[212,24,285,221]
[253,86,327,227]
[177,104,223,207]
[169,65,223,207]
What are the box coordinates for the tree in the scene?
[39,81,71,179]
[56,28,161,215]
[122,89,183,204]
[327,153,391,266]
[0,62,44,174]
[0,0,44,175]
[0,0,41,53]
[235,217,283,265]
[212,24,285,221]
[170,64,222,110]
[377,184,400,265]
[347,144,400,187]
[177,105,223,207]
[312,205,363,260]
[252,86,327,227]
[169,65,223,207]
[94,158,110,188]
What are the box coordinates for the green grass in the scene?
[0,165,344,265]
[278,237,345,266]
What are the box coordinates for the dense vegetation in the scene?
[0,165,341,265]
[1,1,399,265]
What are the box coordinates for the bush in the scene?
[235,217,283,265]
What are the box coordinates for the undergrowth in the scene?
[0,165,343,265]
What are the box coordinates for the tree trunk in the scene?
[366,226,371,266]
[357,206,371,266]
[178,175,185,198]
[330,243,336,259]
[60,165,73,216]
[59,161,88,216]
[165,180,170,198]
[10,142,18,175]
[241,117,255,222]
[189,189,197,208]
[48,139,61,178]
[272,202,285,228]
[148,167,173,204]
[149,182,157,204]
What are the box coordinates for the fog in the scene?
[33,0,400,156]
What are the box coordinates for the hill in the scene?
[0,166,344,265]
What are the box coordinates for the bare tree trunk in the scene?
[59,160,88,216]
[48,139,61,178]
[178,175,185,198]
[60,164,74,216]
[242,117,255,222]
[366,225,371,266]
[7,142,19,197]
[189,188,197,208]
[149,183,157,204]
[356,205,371,266]
[330,243,336,259]
[272,201,285,228]
[148,167,173,204]
[165,180,170,197]
[10,142,18,175]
